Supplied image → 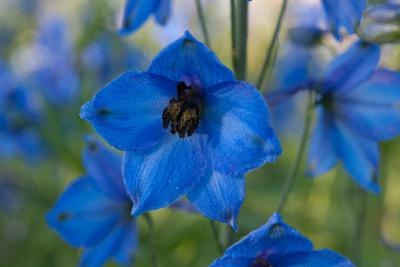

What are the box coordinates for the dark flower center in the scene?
[252,257,273,267]
[162,82,201,138]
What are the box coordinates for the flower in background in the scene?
[321,0,366,40]
[210,212,355,267]
[0,61,43,160]
[80,32,281,229]
[46,137,137,267]
[308,41,400,193]
[358,2,400,43]
[19,16,79,105]
[120,0,172,35]
[82,34,148,85]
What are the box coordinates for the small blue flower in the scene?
[120,0,172,35]
[0,61,43,160]
[210,212,355,267]
[46,138,137,267]
[82,34,147,85]
[308,41,400,193]
[25,16,79,104]
[80,32,281,228]
[321,0,366,40]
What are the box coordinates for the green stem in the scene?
[231,0,249,80]
[256,0,289,89]
[144,214,158,267]
[195,0,211,48]
[352,189,367,265]
[209,220,224,254]
[277,91,314,213]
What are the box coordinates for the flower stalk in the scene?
[209,220,224,254]
[231,0,249,80]
[277,91,314,213]
[144,213,158,267]
[256,0,289,89]
[195,0,211,48]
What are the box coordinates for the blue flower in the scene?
[80,32,281,228]
[82,34,147,85]
[321,0,366,40]
[120,0,172,35]
[0,61,43,160]
[210,212,355,267]
[308,41,400,193]
[46,138,137,267]
[24,16,79,104]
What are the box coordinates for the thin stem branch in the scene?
[195,0,211,48]
[209,220,224,254]
[143,213,158,267]
[231,0,249,80]
[352,189,367,265]
[256,0,289,89]
[277,91,314,213]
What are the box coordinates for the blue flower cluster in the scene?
[7,0,393,266]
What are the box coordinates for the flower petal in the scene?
[148,31,235,88]
[187,171,245,229]
[321,41,380,94]
[123,134,208,216]
[154,0,171,25]
[119,0,158,35]
[46,177,126,247]
[80,71,175,151]
[322,0,366,40]
[331,118,380,193]
[203,81,281,176]
[336,69,400,141]
[307,108,338,177]
[80,220,138,267]
[210,256,252,267]
[83,136,127,201]
[219,213,313,259]
[268,249,355,267]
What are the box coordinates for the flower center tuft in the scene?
[252,257,273,267]
[162,82,201,138]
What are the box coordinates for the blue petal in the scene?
[123,134,208,216]
[119,0,159,35]
[322,0,366,40]
[268,249,355,267]
[187,171,245,229]
[80,220,138,267]
[154,0,171,25]
[202,81,281,176]
[219,213,313,260]
[321,41,380,94]
[209,256,252,267]
[336,69,400,141]
[148,31,235,88]
[307,108,338,177]
[46,177,127,247]
[80,71,175,151]
[83,136,127,201]
[331,118,380,193]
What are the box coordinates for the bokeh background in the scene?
[1,0,400,266]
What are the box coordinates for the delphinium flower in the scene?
[321,0,366,40]
[306,41,400,193]
[20,16,79,105]
[358,2,400,43]
[46,138,138,267]
[0,61,43,160]
[82,34,147,86]
[80,31,281,228]
[120,0,172,35]
[210,212,354,267]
